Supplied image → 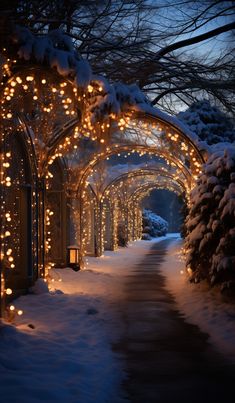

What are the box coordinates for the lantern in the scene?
[67,245,80,271]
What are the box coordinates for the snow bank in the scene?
[0,294,125,403]
[160,238,235,361]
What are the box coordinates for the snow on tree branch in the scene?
[8,25,207,151]
[12,25,92,86]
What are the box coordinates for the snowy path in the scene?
[1,236,235,402]
[114,239,235,403]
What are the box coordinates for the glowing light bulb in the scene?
[6,288,12,295]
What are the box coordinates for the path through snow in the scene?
[0,234,235,402]
[114,239,235,402]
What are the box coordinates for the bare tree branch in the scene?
[155,21,235,60]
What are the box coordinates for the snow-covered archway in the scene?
[0,26,207,311]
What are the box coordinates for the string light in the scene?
[0,51,204,322]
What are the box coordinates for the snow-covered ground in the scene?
[0,236,167,403]
[1,234,235,402]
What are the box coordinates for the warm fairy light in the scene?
[5,288,12,295]
[9,305,15,311]
[0,60,202,318]
[17,310,23,316]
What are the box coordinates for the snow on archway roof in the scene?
[11,26,92,86]
[10,25,207,153]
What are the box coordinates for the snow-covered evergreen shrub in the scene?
[178,100,235,145]
[185,147,235,291]
[142,209,168,238]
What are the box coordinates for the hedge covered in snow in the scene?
[142,209,168,238]
[178,100,235,145]
[185,146,235,293]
